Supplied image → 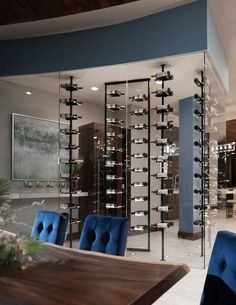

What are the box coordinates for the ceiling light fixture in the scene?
[91,87,99,91]
[26,91,32,95]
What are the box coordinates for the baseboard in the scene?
[178,231,202,240]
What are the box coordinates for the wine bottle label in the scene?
[108,90,124,96]
[132,138,148,144]
[157,222,173,229]
[130,167,148,172]
[156,206,170,212]
[132,197,148,202]
[106,189,119,194]
[155,172,169,178]
[106,118,124,124]
[156,138,168,144]
[131,123,147,129]
[107,104,125,111]
[130,225,147,231]
[154,189,172,195]
[129,94,148,102]
[131,153,148,158]
[153,155,170,162]
[131,211,148,216]
[132,182,148,187]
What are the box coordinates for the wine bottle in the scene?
[60,113,82,120]
[194,157,208,163]
[193,220,204,226]
[205,96,217,106]
[151,155,172,162]
[130,210,148,216]
[194,173,208,179]
[129,94,148,102]
[60,83,82,91]
[106,175,123,181]
[106,118,124,125]
[108,90,125,97]
[152,88,173,97]
[151,138,172,146]
[194,189,208,195]
[194,94,204,102]
[60,128,79,135]
[194,77,204,88]
[131,182,148,187]
[151,104,173,114]
[60,144,80,150]
[130,167,148,173]
[194,205,208,211]
[107,131,123,138]
[130,225,147,232]
[105,203,122,209]
[105,161,122,167]
[152,206,172,212]
[107,147,123,152]
[60,203,79,210]
[60,158,83,164]
[130,108,148,116]
[106,189,123,195]
[152,71,173,82]
[107,104,125,111]
[60,174,80,180]
[131,196,148,202]
[194,109,203,117]
[70,218,82,224]
[60,98,82,106]
[158,222,174,228]
[131,138,148,144]
[151,121,173,130]
[60,189,82,194]
[194,125,203,132]
[130,123,148,130]
[194,141,207,148]
[152,189,173,195]
[131,153,148,158]
[205,126,218,133]
[151,172,172,179]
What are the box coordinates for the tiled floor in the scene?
[152,268,207,305]
[66,209,236,305]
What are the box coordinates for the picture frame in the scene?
[12,113,69,181]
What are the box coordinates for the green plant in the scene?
[0,179,44,269]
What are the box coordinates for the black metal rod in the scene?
[69,76,73,248]
[104,84,108,216]
[161,64,165,261]
[147,79,151,251]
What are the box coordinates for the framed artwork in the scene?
[12,113,69,181]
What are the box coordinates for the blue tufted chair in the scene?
[78,215,129,256]
[201,230,236,305]
[31,210,69,246]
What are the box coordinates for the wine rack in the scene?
[104,82,126,216]
[193,71,219,259]
[59,76,83,248]
[151,65,174,261]
[128,78,151,252]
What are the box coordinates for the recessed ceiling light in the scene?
[26,91,32,95]
[91,87,99,91]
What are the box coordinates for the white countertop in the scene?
[9,192,88,200]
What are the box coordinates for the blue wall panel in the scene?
[0,0,207,76]
[179,97,202,235]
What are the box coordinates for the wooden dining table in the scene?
[0,245,189,305]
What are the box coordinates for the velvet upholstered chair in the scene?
[78,215,129,256]
[200,230,236,305]
[31,210,69,246]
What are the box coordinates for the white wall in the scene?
[0,79,104,234]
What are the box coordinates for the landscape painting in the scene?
[12,113,69,180]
